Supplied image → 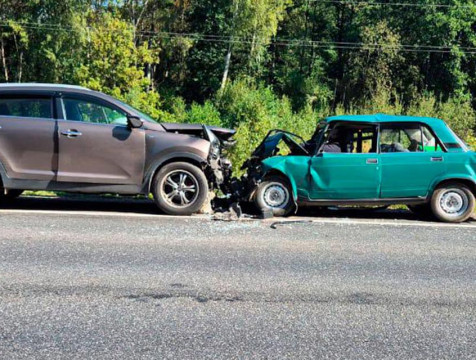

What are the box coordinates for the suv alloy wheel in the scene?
[152,162,209,216]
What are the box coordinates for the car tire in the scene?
[152,162,209,216]
[430,182,475,223]
[408,203,434,219]
[255,175,295,217]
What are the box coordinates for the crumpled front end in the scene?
[202,126,235,193]
[226,130,309,203]
[159,122,236,193]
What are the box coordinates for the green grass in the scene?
[23,190,59,197]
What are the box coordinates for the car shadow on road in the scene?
[3,195,475,223]
[3,195,160,215]
[297,206,421,221]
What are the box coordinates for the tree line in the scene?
[1,0,475,167]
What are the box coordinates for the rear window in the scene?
[0,97,52,119]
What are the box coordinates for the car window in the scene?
[352,129,375,153]
[421,125,443,152]
[380,123,443,153]
[321,124,377,153]
[0,97,52,119]
[63,98,128,125]
[380,124,423,153]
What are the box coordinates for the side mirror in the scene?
[127,116,143,129]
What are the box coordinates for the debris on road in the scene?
[270,220,314,229]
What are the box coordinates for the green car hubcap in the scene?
[439,189,468,217]
[263,183,289,209]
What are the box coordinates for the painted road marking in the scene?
[0,209,207,220]
[269,217,476,229]
[0,209,475,229]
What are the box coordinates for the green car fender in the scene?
[429,152,476,194]
[260,156,307,201]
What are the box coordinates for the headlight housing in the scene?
[203,125,221,159]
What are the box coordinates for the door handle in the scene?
[431,157,443,162]
[61,129,82,138]
[366,158,378,164]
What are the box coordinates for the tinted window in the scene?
[0,97,52,119]
[63,98,128,125]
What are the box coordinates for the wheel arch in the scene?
[143,153,207,194]
[431,177,476,196]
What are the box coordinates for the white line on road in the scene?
[0,209,475,229]
[0,209,208,220]
[271,217,476,229]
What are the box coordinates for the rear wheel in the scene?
[152,162,209,216]
[255,175,295,217]
[430,183,475,223]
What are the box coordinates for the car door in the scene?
[379,122,447,198]
[0,94,56,181]
[57,95,145,185]
[309,123,380,199]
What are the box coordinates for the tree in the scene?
[75,11,162,117]
[219,0,292,91]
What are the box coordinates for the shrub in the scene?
[407,94,476,142]
[216,78,320,172]
[187,101,222,126]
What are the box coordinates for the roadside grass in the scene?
[23,190,59,197]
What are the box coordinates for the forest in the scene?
[1,0,475,168]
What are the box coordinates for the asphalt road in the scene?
[0,197,475,359]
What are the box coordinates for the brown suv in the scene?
[0,84,235,215]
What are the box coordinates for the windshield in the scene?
[117,100,157,123]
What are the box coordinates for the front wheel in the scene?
[254,175,295,217]
[430,183,475,223]
[152,162,209,216]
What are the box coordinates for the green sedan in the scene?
[246,114,475,223]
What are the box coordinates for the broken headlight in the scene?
[210,141,221,159]
[203,125,221,159]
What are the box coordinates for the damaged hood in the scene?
[161,122,236,142]
[251,130,309,160]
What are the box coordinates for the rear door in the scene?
[57,95,145,185]
[0,94,56,181]
[379,122,447,198]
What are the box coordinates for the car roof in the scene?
[0,83,92,92]
[325,113,445,125]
